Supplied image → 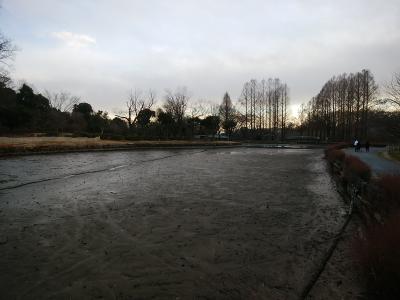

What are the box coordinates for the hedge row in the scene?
[325,143,400,299]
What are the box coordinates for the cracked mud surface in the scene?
[0,148,347,299]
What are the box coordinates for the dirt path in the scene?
[0,148,353,299]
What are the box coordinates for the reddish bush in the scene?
[324,142,348,157]
[376,175,400,207]
[344,155,371,183]
[368,175,400,215]
[326,149,346,164]
[353,212,400,299]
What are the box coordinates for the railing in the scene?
[388,144,400,153]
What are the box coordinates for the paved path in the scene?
[344,147,400,176]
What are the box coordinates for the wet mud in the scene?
[0,148,347,299]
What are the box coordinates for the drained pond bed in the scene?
[0,148,358,299]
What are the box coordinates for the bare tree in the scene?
[299,69,377,140]
[237,77,290,139]
[280,84,289,140]
[148,89,156,107]
[208,102,220,117]
[219,92,235,123]
[44,90,80,112]
[116,89,155,129]
[239,82,250,129]
[0,33,16,64]
[164,87,189,123]
[219,92,237,137]
[0,69,11,87]
[385,72,400,109]
[188,100,207,119]
[0,32,16,87]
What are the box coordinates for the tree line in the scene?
[0,83,221,139]
[1,18,295,140]
[0,73,291,140]
[237,78,289,140]
[297,69,400,142]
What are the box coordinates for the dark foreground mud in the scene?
[0,148,349,299]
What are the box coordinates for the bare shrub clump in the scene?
[344,155,371,183]
[368,175,400,216]
[353,212,400,299]
[326,149,346,164]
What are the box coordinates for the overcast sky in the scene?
[1,0,399,116]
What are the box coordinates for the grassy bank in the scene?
[0,137,240,156]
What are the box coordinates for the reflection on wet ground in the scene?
[0,147,345,299]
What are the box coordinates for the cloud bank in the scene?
[1,0,399,116]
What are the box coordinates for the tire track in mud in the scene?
[19,198,158,297]
[3,150,208,297]
[17,194,91,298]
[27,209,180,298]
[299,199,354,299]
[0,150,206,192]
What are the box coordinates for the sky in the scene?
[1,0,399,117]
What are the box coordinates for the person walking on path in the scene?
[365,141,370,152]
[354,139,359,152]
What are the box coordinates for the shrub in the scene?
[100,134,125,141]
[353,212,400,299]
[344,155,372,183]
[376,175,400,206]
[326,149,346,164]
[368,175,400,215]
[325,141,348,152]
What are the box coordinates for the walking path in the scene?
[344,147,400,176]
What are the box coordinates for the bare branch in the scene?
[0,33,17,65]
[385,72,400,109]
[0,67,12,87]
[45,90,80,112]
[147,89,156,108]
[119,88,156,128]
[188,100,207,119]
[164,87,190,122]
